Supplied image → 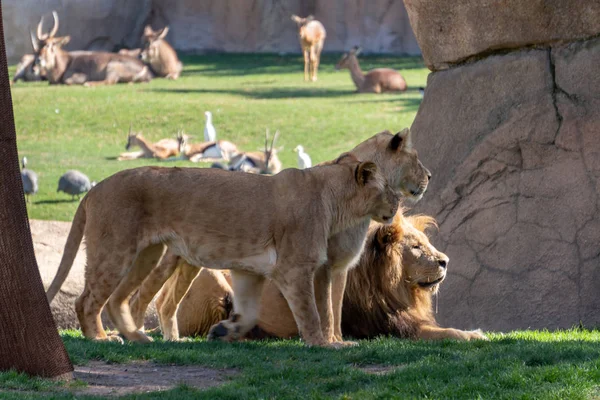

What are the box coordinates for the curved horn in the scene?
[30,30,39,52]
[49,11,59,38]
[36,15,45,40]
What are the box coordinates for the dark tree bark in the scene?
[0,1,73,379]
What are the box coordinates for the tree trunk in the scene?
[0,1,73,379]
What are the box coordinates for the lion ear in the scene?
[355,161,378,186]
[390,128,413,151]
[375,224,399,249]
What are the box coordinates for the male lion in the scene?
[46,154,399,347]
[151,211,487,341]
[128,128,431,343]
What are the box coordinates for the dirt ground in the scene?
[72,361,236,396]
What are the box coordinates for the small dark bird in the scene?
[21,156,38,203]
[57,170,95,200]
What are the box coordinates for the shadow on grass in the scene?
[178,54,426,77]
[34,199,78,205]
[143,87,356,100]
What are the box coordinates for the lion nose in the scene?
[439,259,448,269]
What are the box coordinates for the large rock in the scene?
[403,0,600,70]
[411,38,600,331]
[2,0,420,63]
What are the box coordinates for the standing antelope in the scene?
[140,25,183,80]
[335,46,407,93]
[291,15,326,82]
[118,126,181,161]
[36,11,153,86]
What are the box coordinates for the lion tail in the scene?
[46,197,87,303]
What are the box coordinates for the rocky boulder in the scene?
[404,0,600,70]
[410,38,600,331]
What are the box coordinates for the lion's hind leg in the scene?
[107,243,167,343]
[75,285,123,343]
[208,270,264,342]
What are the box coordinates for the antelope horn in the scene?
[36,15,45,40]
[30,30,39,52]
[128,123,132,135]
[270,130,280,152]
[49,11,59,38]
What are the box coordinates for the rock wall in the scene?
[407,2,600,331]
[2,0,420,63]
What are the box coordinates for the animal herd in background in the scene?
[12,11,181,86]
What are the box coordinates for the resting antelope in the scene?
[177,132,240,162]
[215,130,282,175]
[35,11,153,86]
[335,46,407,93]
[13,33,46,84]
[291,15,326,82]
[118,126,181,161]
[140,25,183,80]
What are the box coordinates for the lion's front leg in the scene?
[208,270,264,342]
[314,266,335,342]
[331,268,348,342]
[418,325,489,341]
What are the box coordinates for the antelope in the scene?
[118,126,181,161]
[12,32,46,84]
[335,46,407,93]
[36,11,153,86]
[218,129,282,175]
[118,48,142,58]
[177,132,240,162]
[291,15,326,82]
[140,25,183,80]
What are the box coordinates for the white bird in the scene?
[204,111,216,142]
[294,145,312,169]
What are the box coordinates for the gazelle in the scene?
[36,11,153,86]
[291,15,326,82]
[118,126,181,161]
[221,129,282,175]
[140,25,183,80]
[177,132,240,162]
[335,46,407,93]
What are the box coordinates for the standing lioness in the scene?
[46,154,398,347]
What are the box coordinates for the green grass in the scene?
[11,53,428,221]
[1,330,599,399]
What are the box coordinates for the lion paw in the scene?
[468,329,489,341]
[326,340,359,349]
[207,321,239,342]
[106,334,125,344]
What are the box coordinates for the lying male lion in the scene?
[46,154,399,347]
[143,211,487,341]
[129,129,432,343]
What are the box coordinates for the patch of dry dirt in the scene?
[71,361,237,396]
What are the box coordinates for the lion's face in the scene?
[351,129,431,204]
[400,216,448,292]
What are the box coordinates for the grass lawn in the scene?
[7,56,599,399]
[1,330,599,399]
[11,53,427,221]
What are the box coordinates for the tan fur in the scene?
[118,128,180,160]
[222,129,282,174]
[140,26,183,80]
[336,47,407,93]
[46,155,399,347]
[177,134,240,162]
[164,212,486,342]
[36,12,152,86]
[130,129,432,343]
[291,15,326,82]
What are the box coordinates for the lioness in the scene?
[46,154,399,347]
[145,211,486,341]
[129,128,431,343]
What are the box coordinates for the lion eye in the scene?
[412,245,421,250]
